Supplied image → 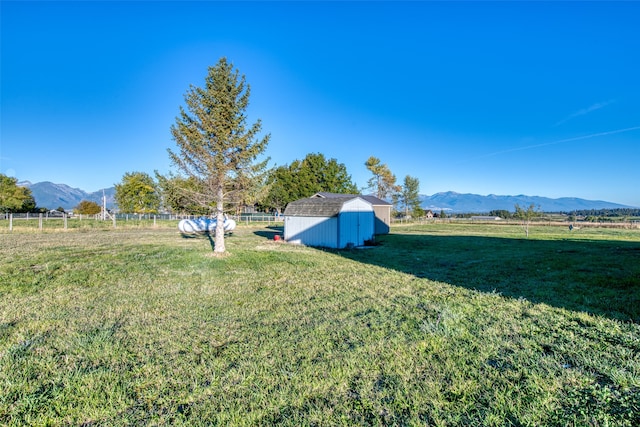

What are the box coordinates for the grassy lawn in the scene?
[1,223,638,426]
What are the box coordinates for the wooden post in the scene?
[39,213,43,230]
[9,213,13,232]
[64,213,68,230]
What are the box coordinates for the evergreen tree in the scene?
[166,58,270,254]
[225,158,271,215]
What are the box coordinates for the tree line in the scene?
[563,208,640,218]
[105,152,422,219]
[484,208,640,220]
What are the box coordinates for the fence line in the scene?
[3,212,637,232]
[1,212,284,232]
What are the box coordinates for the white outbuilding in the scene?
[283,196,375,249]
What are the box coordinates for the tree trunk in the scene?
[214,184,226,254]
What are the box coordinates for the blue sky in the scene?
[2,1,639,207]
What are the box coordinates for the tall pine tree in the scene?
[167,58,270,254]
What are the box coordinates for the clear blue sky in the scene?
[2,1,639,207]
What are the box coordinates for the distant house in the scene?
[283,196,375,249]
[312,192,392,235]
[425,210,434,219]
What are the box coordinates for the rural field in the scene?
[1,222,639,426]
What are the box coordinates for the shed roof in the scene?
[313,192,392,206]
[284,196,368,217]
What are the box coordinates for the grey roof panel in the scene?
[284,197,356,217]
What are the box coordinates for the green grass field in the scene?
[1,223,638,426]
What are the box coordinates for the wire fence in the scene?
[0,212,284,232]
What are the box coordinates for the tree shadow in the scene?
[335,232,640,322]
[180,232,216,251]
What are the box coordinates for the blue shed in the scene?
[283,196,375,248]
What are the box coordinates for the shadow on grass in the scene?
[253,226,284,240]
[180,232,218,251]
[180,234,200,239]
[336,233,640,322]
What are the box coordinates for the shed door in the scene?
[339,210,373,248]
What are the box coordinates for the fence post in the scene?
[64,213,68,230]
[113,215,116,229]
[9,213,13,232]
[153,215,156,227]
[39,213,43,231]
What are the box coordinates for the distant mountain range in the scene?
[18,181,635,213]
[421,191,635,213]
[18,181,116,211]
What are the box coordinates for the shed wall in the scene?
[284,216,338,247]
[372,205,391,234]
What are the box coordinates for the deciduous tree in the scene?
[514,203,540,237]
[263,153,358,212]
[156,174,209,215]
[166,57,270,254]
[0,174,36,212]
[75,200,101,215]
[365,156,399,200]
[397,175,422,217]
[114,172,161,214]
[489,209,511,219]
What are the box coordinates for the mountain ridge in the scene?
[19,181,116,210]
[18,181,636,212]
[421,191,635,213]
